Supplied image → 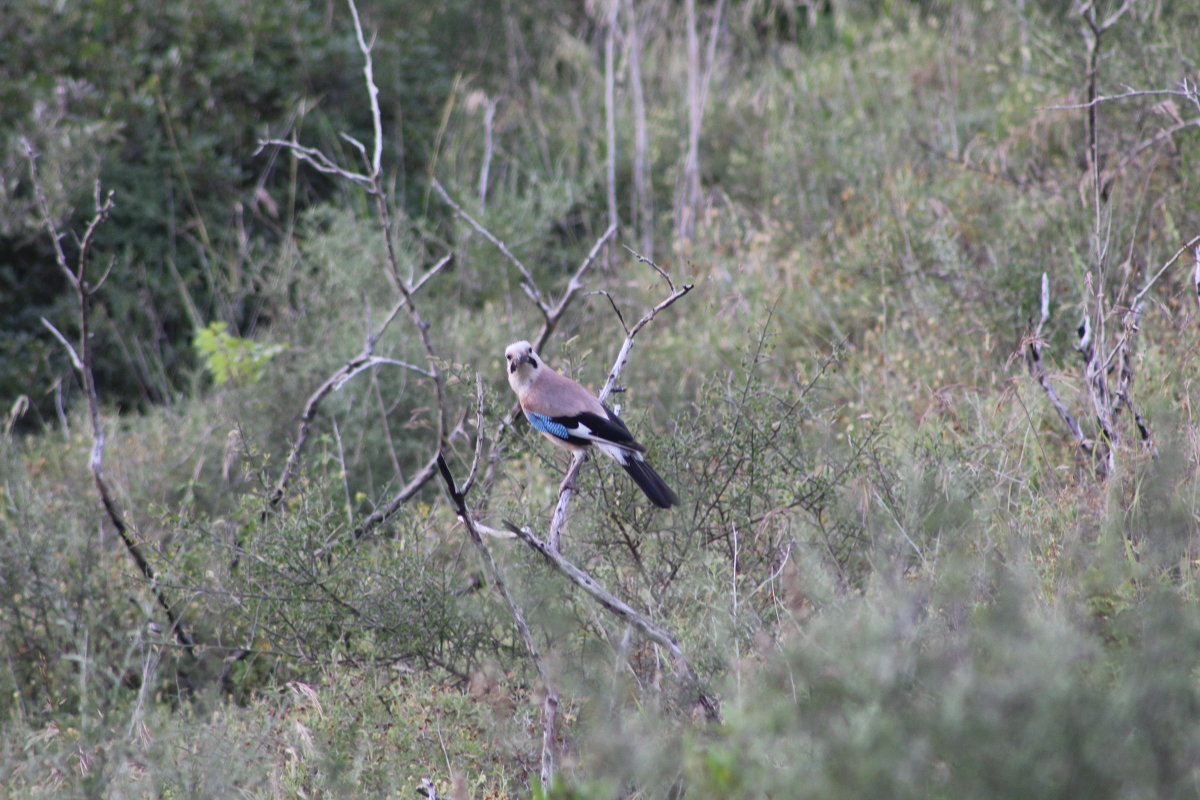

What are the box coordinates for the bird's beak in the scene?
[514,352,531,365]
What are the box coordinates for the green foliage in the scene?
[5,1,1200,798]
[0,0,565,426]
[193,321,287,386]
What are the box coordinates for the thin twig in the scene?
[461,374,487,497]
[598,283,694,402]
[589,290,630,334]
[431,179,545,312]
[1130,233,1200,309]
[604,0,619,235]
[333,357,436,389]
[535,223,619,351]
[256,138,374,188]
[347,453,442,546]
[621,245,675,291]
[40,317,83,371]
[1036,84,1199,112]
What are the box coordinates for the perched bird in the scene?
[504,340,678,509]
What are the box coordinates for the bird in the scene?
[504,340,678,509]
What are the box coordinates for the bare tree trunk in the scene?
[675,0,724,246]
[627,0,653,257]
[676,0,701,244]
[605,0,620,242]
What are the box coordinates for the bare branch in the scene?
[502,519,719,721]
[431,179,546,312]
[338,131,370,171]
[535,223,619,351]
[26,148,195,651]
[256,138,374,188]
[589,290,630,334]
[268,272,442,511]
[479,97,497,210]
[39,317,83,371]
[1097,0,1136,32]
[77,189,117,292]
[90,255,119,295]
[1036,85,1199,112]
[1109,117,1200,182]
[437,455,561,787]
[604,0,619,234]
[461,374,487,497]
[548,450,588,552]
[350,453,442,544]
[625,0,653,256]
[22,138,76,286]
[345,0,383,177]
[598,282,694,403]
[261,2,452,547]
[333,357,436,390]
[622,245,676,292]
[1130,233,1200,309]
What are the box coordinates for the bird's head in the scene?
[504,340,541,392]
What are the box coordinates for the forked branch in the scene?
[24,139,195,652]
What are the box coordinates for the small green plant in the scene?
[193,321,286,386]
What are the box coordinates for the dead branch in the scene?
[1129,233,1200,310]
[548,450,589,553]
[502,518,719,722]
[1029,235,1200,475]
[535,224,619,352]
[676,0,725,243]
[625,0,653,256]
[345,0,382,177]
[254,138,374,189]
[1036,82,1200,113]
[24,140,196,652]
[1027,3,1184,481]
[431,179,546,313]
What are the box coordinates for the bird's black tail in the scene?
[621,456,679,509]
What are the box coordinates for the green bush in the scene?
[5,1,1200,798]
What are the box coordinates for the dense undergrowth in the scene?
[4,0,1200,797]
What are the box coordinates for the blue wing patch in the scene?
[526,411,572,441]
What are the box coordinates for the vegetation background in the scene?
[3,0,1200,796]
